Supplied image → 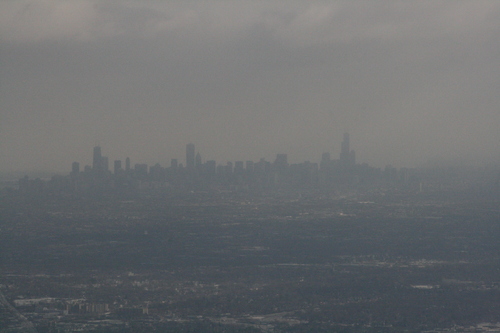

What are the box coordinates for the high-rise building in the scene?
[186,143,195,169]
[340,133,355,167]
[225,162,233,175]
[134,164,148,177]
[340,133,350,161]
[322,152,331,163]
[205,160,216,176]
[349,150,356,165]
[195,152,202,168]
[246,161,254,174]
[71,162,80,182]
[114,160,122,175]
[320,152,331,172]
[234,161,244,175]
[274,154,288,173]
[149,163,163,181]
[72,162,80,175]
[92,146,102,171]
[125,157,131,172]
[171,159,178,170]
[101,156,109,172]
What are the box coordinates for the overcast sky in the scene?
[1,1,499,173]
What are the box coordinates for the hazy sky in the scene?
[1,1,500,173]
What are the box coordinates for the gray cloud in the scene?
[1,1,500,173]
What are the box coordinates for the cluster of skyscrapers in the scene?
[66,133,367,193]
[15,132,499,198]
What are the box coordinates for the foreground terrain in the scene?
[1,190,500,332]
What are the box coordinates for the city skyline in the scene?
[3,130,499,177]
[76,135,357,175]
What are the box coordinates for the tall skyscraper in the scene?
[195,152,202,167]
[125,157,131,172]
[92,146,102,171]
[320,152,331,171]
[340,133,355,167]
[114,160,122,175]
[186,143,195,169]
[340,133,350,156]
[340,133,350,161]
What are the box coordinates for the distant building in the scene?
[274,154,288,173]
[114,160,122,175]
[125,157,131,172]
[101,156,109,172]
[234,161,244,175]
[186,143,195,169]
[246,161,254,174]
[320,152,331,171]
[340,133,350,163]
[72,162,80,175]
[205,160,216,176]
[322,152,331,163]
[225,162,233,175]
[195,152,202,167]
[134,164,148,177]
[171,159,178,170]
[92,146,102,171]
[149,163,163,181]
[340,133,355,167]
[349,150,356,165]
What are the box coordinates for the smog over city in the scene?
[1,1,500,332]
